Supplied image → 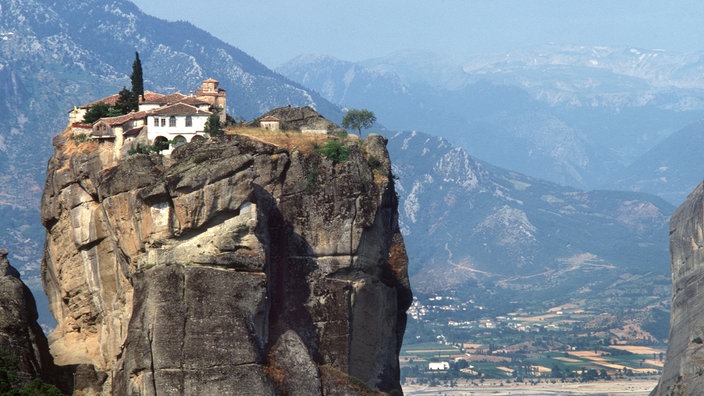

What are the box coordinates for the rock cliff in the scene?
[0,249,66,390]
[41,129,411,395]
[652,182,704,395]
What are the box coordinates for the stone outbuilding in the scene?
[259,115,281,131]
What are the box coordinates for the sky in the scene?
[130,0,704,68]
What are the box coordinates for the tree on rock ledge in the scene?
[130,51,144,106]
[204,114,223,137]
[342,108,376,137]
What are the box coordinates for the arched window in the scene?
[169,116,176,127]
[153,136,169,151]
[171,135,186,148]
[190,134,205,143]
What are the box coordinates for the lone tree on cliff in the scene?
[130,51,144,111]
[204,114,223,137]
[342,108,376,137]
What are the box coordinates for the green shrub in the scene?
[0,350,64,395]
[367,155,382,170]
[316,139,350,164]
[128,143,156,155]
[70,133,89,143]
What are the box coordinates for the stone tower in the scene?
[195,78,227,123]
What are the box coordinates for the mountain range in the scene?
[0,0,690,343]
[278,49,704,202]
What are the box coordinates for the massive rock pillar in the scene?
[41,130,411,395]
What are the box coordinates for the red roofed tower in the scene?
[195,78,227,123]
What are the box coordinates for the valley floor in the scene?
[403,377,657,395]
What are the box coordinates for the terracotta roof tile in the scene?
[78,90,162,109]
[81,93,120,108]
[123,126,143,137]
[94,111,147,126]
[177,96,210,106]
[195,88,226,96]
[141,92,188,105]
[147,103,212,117]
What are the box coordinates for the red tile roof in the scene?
[140,91,165,102]
[195,88,226,96]
[141,92,187,105]
[81,93,120,108]
[94,111,147,126]
[260,116,280,122]
[147,103,212,117]
[177,96,210,106]
[78,90,162,109]
[123,126,143,137]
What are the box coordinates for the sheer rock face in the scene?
[0,249,64,388]
[41,131,411,395]
[652,182,704,395]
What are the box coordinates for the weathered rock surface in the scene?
[652,182,704,395]
[0,249,66,390]
[41,130,410,395]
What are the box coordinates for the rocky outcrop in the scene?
[41,129,410,395]
[652,182,704,395]
[0,249,66,390]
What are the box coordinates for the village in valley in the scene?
[400,290,666,389]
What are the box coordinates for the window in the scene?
[161,118,165,127]
[169,116,176,127]
[185,116,192,127]
[153,118,158,127]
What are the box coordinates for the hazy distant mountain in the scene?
[279,48,704,192]
[388,130,673,338]
[614,120,704,205]
[0,0,341,319]
[388,130,673,290]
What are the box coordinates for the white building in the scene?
[428,362,450,371]
[260,115,281,131]
[146,102,212,145]
[70,79,227,158]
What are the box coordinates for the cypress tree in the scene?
[130,51,144,110]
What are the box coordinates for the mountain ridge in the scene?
[279,48,704,197]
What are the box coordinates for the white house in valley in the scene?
[428,361,450,371]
